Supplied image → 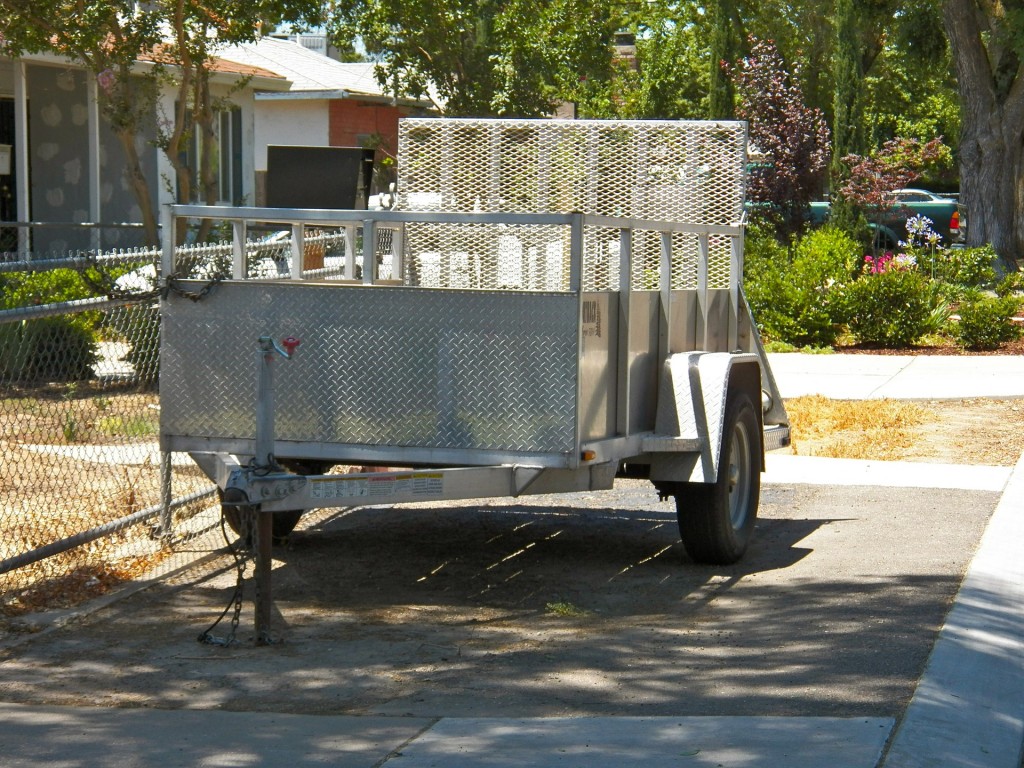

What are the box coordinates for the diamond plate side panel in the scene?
[161,283,579,456]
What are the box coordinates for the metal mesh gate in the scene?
[396,118,747,292]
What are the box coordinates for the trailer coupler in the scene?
[221,466,307,507]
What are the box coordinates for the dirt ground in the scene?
[790,396,1024,467]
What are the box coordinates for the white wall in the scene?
[253,99,329,171]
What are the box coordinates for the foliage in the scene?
[0,0,321,245]
[839,138,949,209]
[842,261,939,347]
[996,272,1024,298]
[744,226,857,347]
[830,0,865,171]
[934,245,997,294]
[611,3,710,119]
[729,38,831,237]
[0,319,98,383]
[836,137,950,249]
[0,269,105,383]
[953,294,1023,351]
[326,0,615,117]
[944,0,1024,262]
[707,0,738,119]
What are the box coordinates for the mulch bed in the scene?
[839,337,1024,356]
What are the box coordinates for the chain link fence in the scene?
[0,227,385,621]
[0,247,218,619]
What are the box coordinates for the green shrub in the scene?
[0,269,102,384]
[791,226,862,280]
[0,318,98,382]
[0,268,95,310]
[954,295,1022,350]
[744,226,858,347]
[996,271,1024,298]
[843,268,938,347]
[932,245,997,294]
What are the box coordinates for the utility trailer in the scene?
[159,118,789,642]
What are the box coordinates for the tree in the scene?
[327,0,616,117]
[731,38,832,236]
[708,0,739,119]
[0,0,321,245]
[943,0,1024,265]
[831,0,866,180]
[0,1,165,243]
[838,136,948,251]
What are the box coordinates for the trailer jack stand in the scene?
[254,509,275,645]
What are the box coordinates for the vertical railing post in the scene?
[729,231,743,351]
[290,223,305,280]
[697,232,710,351]
[231,219,247,279]
[391,224,405,282]
[160,205,175,280]
[568,212,584,292]
[344,224,357,280]
[659,231,672,361]
[362,218,376,285]
[617,227,633,437]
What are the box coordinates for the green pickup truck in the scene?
[809,188,964,248]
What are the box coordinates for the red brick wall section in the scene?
[328,99,410,158]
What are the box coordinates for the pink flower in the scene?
[97,68,116,94]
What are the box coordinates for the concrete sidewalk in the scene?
[768,352,1024,400]
[0,705,894,768]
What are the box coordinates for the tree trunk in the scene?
[943,0,1024,266]
[113,129,159,247]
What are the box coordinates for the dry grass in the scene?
[785,395,929,460]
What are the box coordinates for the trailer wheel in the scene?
[675,389,760,564]
[221,460,328,545]
[221,495,305,546]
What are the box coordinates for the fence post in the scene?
[161,205,175,279]
[159,450,173,540]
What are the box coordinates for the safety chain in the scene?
[197,504,255,647]
[75,253,224,304]
[163,273,225,302]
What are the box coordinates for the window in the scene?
[179,106,243,204]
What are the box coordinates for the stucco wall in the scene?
[253,100,329,172]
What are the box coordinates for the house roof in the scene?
[215,37,434,108]
[140,44,289,88]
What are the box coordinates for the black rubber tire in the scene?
[221,503,304,545]
[675,389,761,564]
[221,460,328,545]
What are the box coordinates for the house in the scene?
[0,37,434,255]
[214,37,435,206]
[0,49,288,255]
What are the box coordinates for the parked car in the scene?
[809,188,964,248]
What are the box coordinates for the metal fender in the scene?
[649,352,763,484]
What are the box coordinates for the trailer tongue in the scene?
[159,118,789,643]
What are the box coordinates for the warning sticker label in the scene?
[311,472,444,501]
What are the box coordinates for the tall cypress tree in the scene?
[707,0,736,120]
[830,0,865,230]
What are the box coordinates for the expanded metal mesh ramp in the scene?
[395,118,748,292]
